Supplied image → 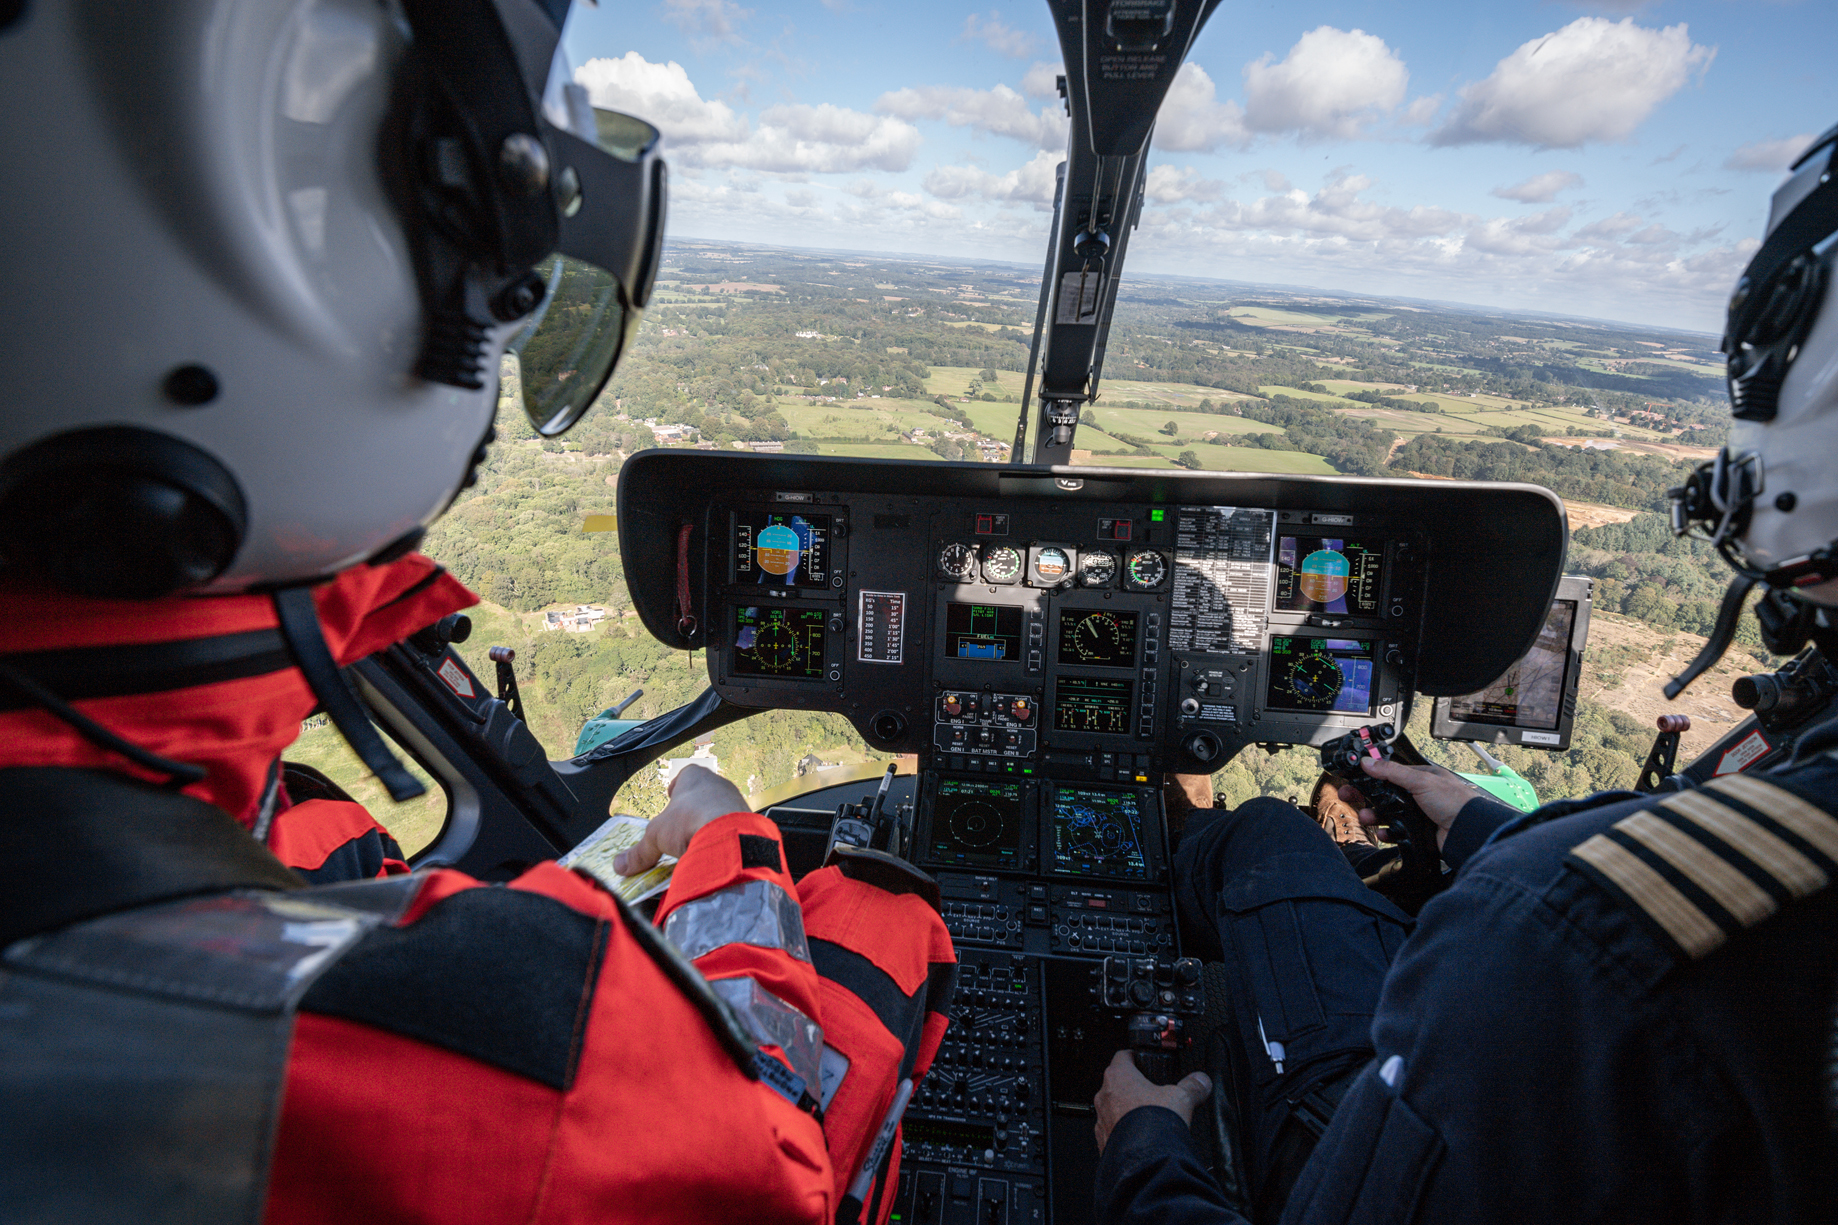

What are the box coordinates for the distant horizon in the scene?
[660,233,1726,343]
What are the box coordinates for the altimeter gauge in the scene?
[938,542,977,581]
[1079,549,1117,588]
[1124,549,1167,591]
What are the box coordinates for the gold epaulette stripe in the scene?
[1615,811,1778,928]
[1658,789,1827,898]
[1570,834,1727,959]
[1707,775,1838,864]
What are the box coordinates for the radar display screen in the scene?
[1274,536,1383,615]
[1049,786,1148,880]
[733,512,830,588]
[945,602,1023,662]
[1056,609,1140,668]
[1448,600,1576,731]
[732,606,827,679]
[929,779,1025,868]
[1265,636,1377,714]
[1052,677,1134,734]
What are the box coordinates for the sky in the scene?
[559,0,1837,334]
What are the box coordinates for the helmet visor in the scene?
[512,109,667,436]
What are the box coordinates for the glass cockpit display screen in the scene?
[732,606,826,679]
[1274,536,1384,616]
[733,512,830,588]
[1447,600,1576,731]
[945,602,1023,662]
[1052,677,1134,734]
[929,779,1024,868]
[1056,609,1140,668]
[1265,636,1377,714]
[1049,786,1149,880]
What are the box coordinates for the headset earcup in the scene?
[0,427,246,599]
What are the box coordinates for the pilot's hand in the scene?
[1339,757,1488,850]
[1093,1050,1212,1154]
[612,765,751,875]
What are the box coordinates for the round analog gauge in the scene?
[1079,549,1117,587]
[937,542,977,581]
[1125,549,1167,590]
[1034,546,1071,583]
[981,544,1023,584]
[1068,611,1124,662]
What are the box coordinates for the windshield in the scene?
[410,0,1830,824]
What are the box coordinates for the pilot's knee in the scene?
[1175,794,1339,882]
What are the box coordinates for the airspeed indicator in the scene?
[981,544,1023,584]
[1124,550,1167,591]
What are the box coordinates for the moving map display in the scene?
[1052,677,1133,734]
[1265,636,1377,714]
[945,602,1023,661]
[929,779,1025,868]
[734,512,830,588]
[1448,600,1576,731]
[1056,609,1139,668]
[1049,786,1148,880]
[732,606,826,679]
[1274,536,1383,615]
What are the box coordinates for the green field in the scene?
[1082,445,1337,475]
[925,366,1026,398]
[809,442,947,460]
[1257,385,1360,406]
[1091,378,1256,408]
[958,402,1028,440]
[1087,405,1282,441]
[778,399,946,438]
[1226,306,1363,329]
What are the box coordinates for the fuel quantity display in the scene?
[1274,536,1383,615]
[1265,636,1376,714]
[945,602,1023,662]
[1052,677,1134,734]
[733,606,827,679]
[734,512,830,588]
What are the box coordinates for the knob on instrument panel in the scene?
[1184,731,1222,763]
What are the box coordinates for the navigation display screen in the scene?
[732,606,827,680]
[1274,535,1384,616]
[929,779,1025,869]
[1056,609,1139,668]
[1049,786,1149,880]
[945,602,1023,662]
[1448,600,1576,730]
[734,512,830,588]
[1052,677,1134,734]
[1265,636,1377,714]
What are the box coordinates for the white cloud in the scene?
[1724,134,1815,173]
[877,83,1068,150]
[575,54,748,144]
[660,0,748,43]
[1144,165,1224,205]
[1574,211,1644,242]
[1022,62,1063,100]
[1431,18,1714,148]
[577,56,919,173]
[923,149,1061,206]
[961,11,1039,59]
[1491,170,1585,203]
[1242,27,1411,140]
[1152,64,1251,153]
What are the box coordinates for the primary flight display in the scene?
[734,511,830,588]
[1274,535,1384,616]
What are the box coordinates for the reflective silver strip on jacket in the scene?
[663,878,811,963]
[709,976,824,1091]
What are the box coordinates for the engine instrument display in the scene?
[734,512,830,588]
[1274,535,1384,615]
[982,544,1023,584]
[1056,609,1140,668]
[1124,550,1167,591]
[1079,549,1117,587]
[945,602,1024,662]
[929,778,1025,868]
[1265,636,1377,714]
[1052,677,1134,734]
[1049,786,1148,880]
[733,606,827,679]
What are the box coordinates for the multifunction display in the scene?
[929,778,1025,869]
[1056,609,1139,668]
[945,602,1023,662]
[1265,636,1377,714]
[733,512,830,588]
[1448,600,1575,731]
[733,606,827,679]
[1052,677,1133,734]
[1049,786,1148,880]
[1275,535,1384,616]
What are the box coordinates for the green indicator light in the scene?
[1150,509,1165,522]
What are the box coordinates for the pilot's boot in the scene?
[1307,772,1376,846]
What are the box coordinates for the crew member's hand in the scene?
[612,765,750,875]
[1339,756,1488,850]
[1093,1050,1212,1154]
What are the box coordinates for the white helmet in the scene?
[0,0,665,598]
[1675,123,1838,607]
